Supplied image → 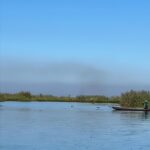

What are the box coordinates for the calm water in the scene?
[0,102,150,150]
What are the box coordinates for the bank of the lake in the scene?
[0,92,119,103]
[0,90,150,108]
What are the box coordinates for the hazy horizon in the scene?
[1,0,150,96]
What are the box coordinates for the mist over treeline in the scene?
[1,61,150,97]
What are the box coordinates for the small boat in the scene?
[112,106,150,111]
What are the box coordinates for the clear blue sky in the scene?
[0,0,150,96]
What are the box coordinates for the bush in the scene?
[120,90,150,107]
[17,91,32,99]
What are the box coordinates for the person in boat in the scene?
[144,100,148,109]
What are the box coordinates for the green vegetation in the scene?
[0,90,150,107]
[0,91,118,103]
[120,90,150,108]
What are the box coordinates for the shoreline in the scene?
[0,92,119,103]
[1,90,150,107]
[0,99,119,103]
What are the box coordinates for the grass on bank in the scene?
[0,91,119,103]
[0,90,150,108]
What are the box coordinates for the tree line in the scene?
[0,90,150,107]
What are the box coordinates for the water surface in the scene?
[0,102,150,150]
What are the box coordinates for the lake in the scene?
[0,102,150,150]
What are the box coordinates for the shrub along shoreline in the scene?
[0,90,150,107]
[0,91,119,103]
[0,92,119,103]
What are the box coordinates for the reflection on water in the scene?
[0,102,150,150]
[143,111,150,119]
[113,110,150,121]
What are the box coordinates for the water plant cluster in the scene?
[120,90,150,107]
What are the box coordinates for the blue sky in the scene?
[0,0,150,96]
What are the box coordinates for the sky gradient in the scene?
[0,0,150,96]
